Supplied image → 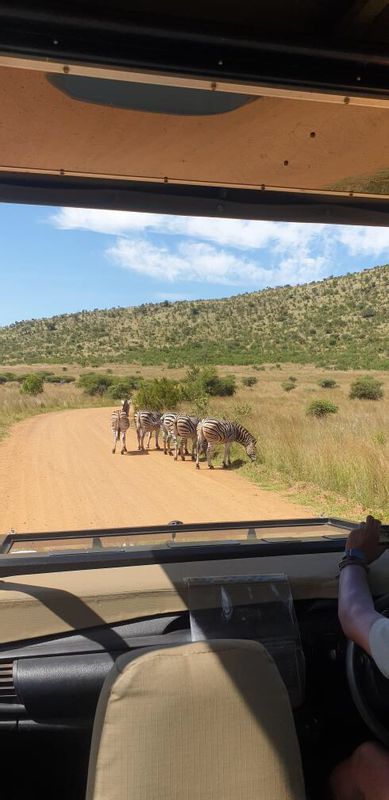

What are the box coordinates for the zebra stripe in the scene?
[173,415,200,461]
[160,412,178,455]
[111,399,131,455]
[196,418,256,469]
[136,410,162,451]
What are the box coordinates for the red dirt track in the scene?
[0,407,313,535]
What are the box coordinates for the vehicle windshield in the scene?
[0,62,388,560]
[0,201,387,561]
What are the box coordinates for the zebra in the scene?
[111,398,131,454]
[160,412,178,455]
[172,414,200,461]
[196,418,257,470]
[135,410,162,451]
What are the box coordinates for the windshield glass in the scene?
[0,201,387,559]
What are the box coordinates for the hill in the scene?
[1,266,388,369]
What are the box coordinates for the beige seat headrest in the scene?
[86,639,305,800]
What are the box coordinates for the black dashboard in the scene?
[0,599,343,727]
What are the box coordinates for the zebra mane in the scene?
[234,422,256,445]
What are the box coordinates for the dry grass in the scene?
[0,382,111,441]
[203,365,389,520]
[0,362,388,520]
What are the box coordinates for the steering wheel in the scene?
[346,593,389,746]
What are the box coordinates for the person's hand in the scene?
[346,515,383,564]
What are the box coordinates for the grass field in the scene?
[0,362,388,521]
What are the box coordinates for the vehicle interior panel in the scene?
[1,3,389,798]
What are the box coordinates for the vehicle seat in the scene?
[86,639,305,799]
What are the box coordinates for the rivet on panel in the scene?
[283,160,289,166]
[211,81,217,91]
[344,96,350,104]
[310,131,316,138]
[63,65,70,74]
[163,177,168,184]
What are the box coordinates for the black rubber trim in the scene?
[2,173,389,227]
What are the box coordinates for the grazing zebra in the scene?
[173,414,200,461]
[196,418,256,470]
[111,398,131,454]
[160,412,178,455]
[135,410,162,451]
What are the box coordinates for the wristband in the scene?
[338,556,369,574]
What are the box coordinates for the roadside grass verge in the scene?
[1,362,388,521]
[0,383,110,442]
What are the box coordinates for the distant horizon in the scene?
[0,261,386,329]
[2,202,389,326]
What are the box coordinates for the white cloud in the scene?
[107,238,327,287]
[336,225,389,256]
[51,207,326,253]
[50,206,389,289]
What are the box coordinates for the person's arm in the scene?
[338,516,383,654]
[338,566,380,653]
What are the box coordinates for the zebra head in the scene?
[121,398,131,414]
[246,437,257,461]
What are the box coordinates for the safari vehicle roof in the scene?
[3,1,389,224]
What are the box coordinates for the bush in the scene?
[0,372,17,382]
[45,374,76,383]
[242,376,258,387]
[282,381,296,392]
[288,376,297,383]
[77,373,114,395]
[349,375,384,400]
[307,399,338,417]
[21,374,44,395]
[182,367,236,399]
[203,372,236,397]
[133,378,180,411]
[108,377,140,400]
[319,378,337,389]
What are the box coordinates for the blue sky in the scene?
[1,202,389,326]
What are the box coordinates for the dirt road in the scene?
[0,407,313,534]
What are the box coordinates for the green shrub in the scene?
[203,372,236,397]
[0,372,17,382]
[182,366,236,399]
[282,381,296,392]
[307,399,338,417]
[77,373,114,395]
[349,375,384,400]
[242,376,258,387]
[108,377,140,400]
[288,376,297,383]
[45,374,76,383]
[133,378,180,411]
[21,374,44,395]
[319,378,337,389]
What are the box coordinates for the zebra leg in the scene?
[223,442,231,468]
[195,435,202,469]
[207,443,215,469]
[180,437,186,462]
[112,430,119,454]
[146,431,152,450]
[121,430,127,455]
[155,429,161,450]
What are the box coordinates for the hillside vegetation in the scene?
[0,266,388,369]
